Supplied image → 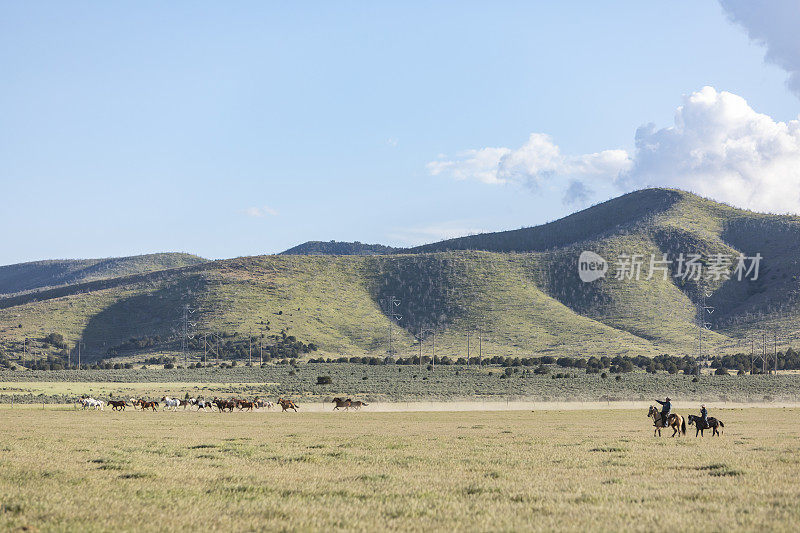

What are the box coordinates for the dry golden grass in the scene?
[1,407,799,532]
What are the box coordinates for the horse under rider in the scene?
[654,397,671,426]
[700,404,708,428]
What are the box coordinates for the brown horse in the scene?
[277,398,298,412]
[140,400,159,412]
[108,400,128,411]
[349,400,368,410]
[648,405,685,437]
[213,398,235,412]
[332,397,351,410]
[238,400,256,411]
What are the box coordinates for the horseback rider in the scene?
[654,397,671,426]
[700,404,708,429]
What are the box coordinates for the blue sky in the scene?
[2,1,799,265]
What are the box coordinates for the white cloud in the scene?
[243,206,279,218]
[720,0,800,98]
[429,86,800,213]
[427,147,512,185]
[619,87,800,213]
[427,134,630,190]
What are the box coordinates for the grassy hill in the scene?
[2,189,800,366]
[0,253,206,296]
[280,240,399,255]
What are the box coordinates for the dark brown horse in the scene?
[349,400,368,410]
[278,398,298,412]
[238,400,256,411]
[687,415,724,437]
[332,397,351,410]
[108,400,128,411]
[213,398,235,412]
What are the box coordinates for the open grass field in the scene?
[1,406,799,532]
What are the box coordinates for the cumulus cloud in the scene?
[429,87,800,213]
[719,0,800,98]
[619,87,800,213]
[243,206,278,218]
[426,134,630,191]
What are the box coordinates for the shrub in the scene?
[714,367,729,376]
[316,375,332,385]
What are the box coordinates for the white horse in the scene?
[161,396,180,411]
[192,398,213,411]
[80,397,104,410]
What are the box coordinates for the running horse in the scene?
[332,397,351,410]
[349,400,368,410]
[277,398,298,412]
[238,399,256,411]
[107,400,128,411]
[140,400,159,411]
[648,405,685,437]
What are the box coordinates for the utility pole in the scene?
[384,296,401,356]
[418,330,423,370]
[774,331,778,374]
[478,321,483,367]
[763,331,767,374]
[697,289,714,375]
[466,329,470,367]
[248,329,252,366]
[432,330,436,370]
[179,304,198,366]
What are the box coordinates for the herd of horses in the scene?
[78,395,365,413]
[648,405,725,437]
[82,397,724,436]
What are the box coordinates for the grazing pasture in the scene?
[1,407,799,531]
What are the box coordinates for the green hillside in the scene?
[280,240,399,255]
[0,253,207,296]
[2,189,800,367]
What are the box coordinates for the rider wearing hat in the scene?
[655,397,671,426]
[700,404,708,428]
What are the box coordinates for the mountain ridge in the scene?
[2,188,800,365]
